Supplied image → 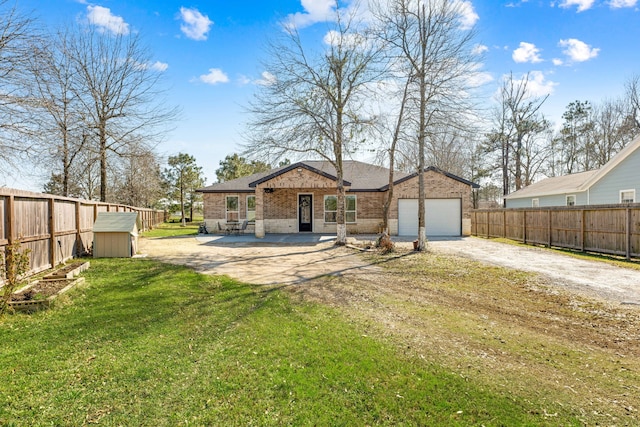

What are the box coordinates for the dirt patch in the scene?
[11,279,73,302]
[139,236,380,284]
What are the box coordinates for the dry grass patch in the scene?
[289,248,640,425]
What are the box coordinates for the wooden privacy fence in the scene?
[471,204,640,260]
[1,188,166,275]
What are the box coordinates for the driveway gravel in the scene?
[428,237,640,305]
[138,234,640,305]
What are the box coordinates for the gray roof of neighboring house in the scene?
[197,160,477,193]
[93,212,139,234]
[503,170,598,199]
[505,134,640,200]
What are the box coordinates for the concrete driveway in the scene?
[139,233,640,305]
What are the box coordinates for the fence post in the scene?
[49,197,56,267]
[7,195,15,244]
[522,210,527,244]
[486,211,490,238]
[580,209,586,252]
[548,209,552,247]
[626,207,631,260]
[75,201,82,257]
[503,209,506,238]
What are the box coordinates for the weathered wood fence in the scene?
[1,188,166,275]
[471,204,640,260]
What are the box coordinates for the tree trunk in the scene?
[99,131,107,202]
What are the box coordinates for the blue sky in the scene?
[8,0,640,189]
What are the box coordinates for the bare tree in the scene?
[28,29,87,197]
[625,74,640,132]
[485,72,549,200]
[0,0,38,172]
[66,26,178,202]
[374,0,481,250]
[591,98,630,167]
[111,145,164,208]
[245,4,380,245]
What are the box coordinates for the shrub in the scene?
[0,240,31,316]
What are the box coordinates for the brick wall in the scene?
[391,170,474,219]
[202,168,474,235]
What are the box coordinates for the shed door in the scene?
[398,199,461,236]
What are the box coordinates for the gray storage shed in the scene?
[93,212,139,258]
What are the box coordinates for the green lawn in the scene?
[142,221,200,238]
[0,258,583,426]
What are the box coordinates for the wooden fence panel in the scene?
[505,210,524,241]
[0,188,165,277]
[14,197,49,241]
[523,210,549,246]
[472,204,640,260]
[551,209,582,250]
[583,209,627,256]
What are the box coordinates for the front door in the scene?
[298,194,312,232]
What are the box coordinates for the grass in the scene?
[0,257,589,426]
[142,221,200,238]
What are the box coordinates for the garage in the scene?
[398,199,461,236]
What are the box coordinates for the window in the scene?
[566,195,576,206]
[247,195,256,222]
[324,195,356,223]
[531,198,539,208]
[226,196,239,222]
[620,189,636,203]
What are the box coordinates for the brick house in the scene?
[197,160,479,237]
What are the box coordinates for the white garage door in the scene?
[398,199,461,236]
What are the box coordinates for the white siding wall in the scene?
[589,150,640,204]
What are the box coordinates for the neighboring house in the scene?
[197,160,479,237]
[505,134,640,208]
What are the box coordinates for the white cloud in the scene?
[87,5,129,35]
[512,42,543,63]
[199,68,229,85]
[558,38,599,62]
[254,71,277,86]
[552,58,564,66]
[322,29,367,48]
[151,61,169,72]
[558,0,595,12]
[285,0,336,29]
[237,75,252,86]
[609,0,637,7]
[454,0,479,30]
[472,44,489,55]
[502,71,558,98]
[179,7,213,41]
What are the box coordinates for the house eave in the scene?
[249,162,352,188]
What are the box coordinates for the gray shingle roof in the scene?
[198,161,413,192]
[503,170,597,199]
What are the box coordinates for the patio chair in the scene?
[235,220,248,235]
[218,222,229,235]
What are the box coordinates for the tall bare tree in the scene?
[28,30,87,197]
[625,74,640,132]
[0,0,38,172]
[66,26,177,202]
[245,4,380,245]
[374,0,481,250]
[485,72,549,200]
